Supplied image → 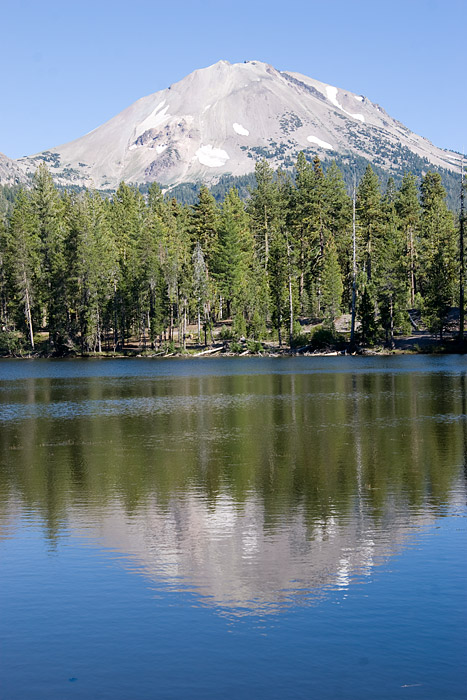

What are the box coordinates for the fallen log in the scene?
[192,345,223,356]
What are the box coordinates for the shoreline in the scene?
[1,344,464,360]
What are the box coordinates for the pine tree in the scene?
[459,167,466,341]
[68,191,117,352]
[192,242,208,342]
[215,188,258,333]
[322,161,352,309]
[7,191,41,349]
[269,172,298,345]
[419,172,457,339]
[356,164,382,283]
[189,186,220,342]
[159,198,191,347]
[288,152,323,314]
[109,182,148,347]
[0,215,11,332]
[268,227,289,346]
[358,282,378,345]
[247,159,282,273]
[31,165,69,352]
[395,172,420,306]
[321,237,343,323]
[190,186,219,274]
[377,179,408,346]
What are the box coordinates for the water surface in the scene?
[1,357,466,699]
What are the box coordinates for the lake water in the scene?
[0,356,466,699]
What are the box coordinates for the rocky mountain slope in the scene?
[0,152,27,186]
[14,60,463,190]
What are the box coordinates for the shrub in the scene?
[0,331,22,355]
[219,326,233,340]
[229,341,243,353]
[290,331,310,349]
[246,340,264,353]
[310,326,344,349]
[164,340,176,354]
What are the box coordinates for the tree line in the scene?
[0,155,463,354]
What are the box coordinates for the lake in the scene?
[0,356,466,699]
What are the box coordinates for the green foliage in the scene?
[357,164,382,282]
[229,340,243,353]
[358,284,380,345]
[321,237,343,321]
[309,325,343,349]
[219,326,233,340]
[0,183,23,219]
[419,172,457,339]
[246,340,264,353]
[290,331,310,349]
[0,159,463,355]
[0,330,23,355]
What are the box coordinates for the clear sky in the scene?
[1,0,465,159]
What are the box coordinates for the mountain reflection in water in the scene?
[1,359,466,615]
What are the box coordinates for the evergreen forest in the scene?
[0,154,464,356]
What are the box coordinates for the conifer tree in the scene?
[145,192,170,346]
[358,282,378,345]
[189,186,220,341]
[268,226,289,346]
[215,187,258,334]
[68,191,117,352]
[288,152,323,313]
[459,168,466,341]
[377,179,408,346]
[159,198,191,347]
[395,172,420,306]
[247,159,282,273]
[190,186,219,274]
[109,182,148,346]
[0,217,9,331]
[6,191,40,348]
[262,171,298,345]
[419,172,456,339]
[322,162,352,308]
[31,165,69,352]
[356,164,382,282]
[321,237,343,323]
[192,242,207,342]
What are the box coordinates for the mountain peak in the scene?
[13,60,462,190]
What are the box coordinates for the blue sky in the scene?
[1,0,465,159]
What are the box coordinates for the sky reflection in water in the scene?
[0,357,466,699]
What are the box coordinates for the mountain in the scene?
[15,60,462,191]
[0,152,27,186]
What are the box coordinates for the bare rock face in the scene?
[15,60,462,190]
[0,152,27,186]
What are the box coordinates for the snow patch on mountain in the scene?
[135,101,170,139]
[233,123,249,136]
[326,85,365,122]
[196,145,230,167]
[354,95,363,102]
[326,86,341,109]
[307,135,333,150]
